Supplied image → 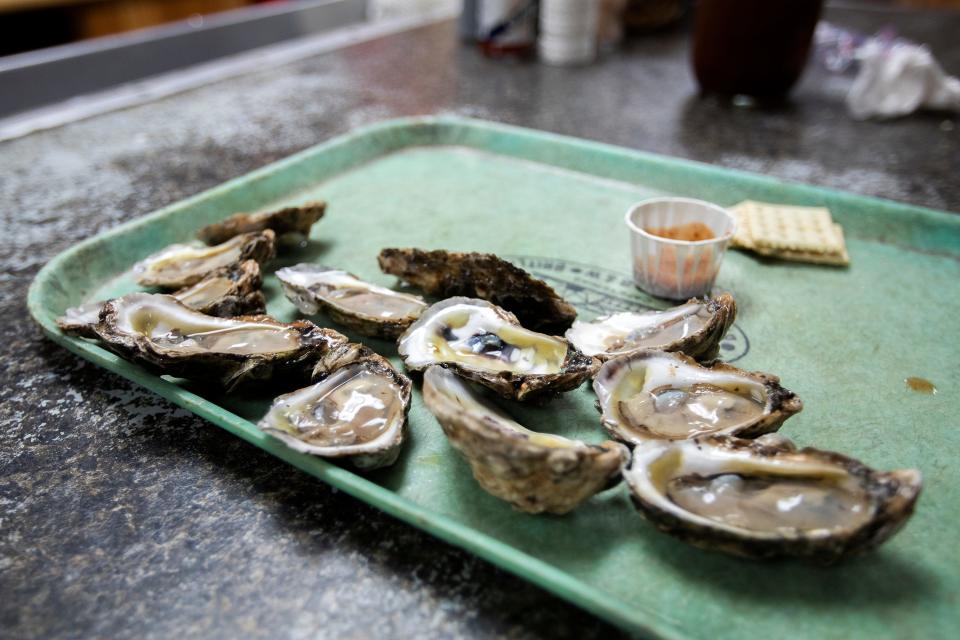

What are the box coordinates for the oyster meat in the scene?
[398,297,598,402]
[378,248,577,334]
[623,434,922,562]
[423,366,628,514]
[276,264,427,339]
[95,292,348,390]
[57,260,266,338]
[258,354,411,470]
[566,294,736,362]
[134,230,275,289]
[197,201,326,245]
[594,350,801,444]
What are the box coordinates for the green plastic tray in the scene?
[28,117,960,639]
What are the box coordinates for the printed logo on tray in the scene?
[508,255,749,363]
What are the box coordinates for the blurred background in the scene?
[0,0,955,58]
[1,1,957,138]
[0,1,459,56]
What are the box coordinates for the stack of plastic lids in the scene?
[539,0,599,66]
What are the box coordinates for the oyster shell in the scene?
[623,434,922,562]
[566,294,736,362]
[197,201,326,245]
[378,248,577,334]
[95,292,347,391]
[594,350,801,444]
[170,259,266,317]
[398,297,598,402]
[276,264,427,340]
[134,230,276,289]
[57,301,105,339]
[423,366,628,514]
[57,260,266,338]
[258,355,411,470]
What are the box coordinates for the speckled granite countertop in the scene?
[2,6,957,640]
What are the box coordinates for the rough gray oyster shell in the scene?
[623,434,922,563]
[398,297,598,402]
[594,350,802,445]
[258,354,412,470]
[378,248,577,334]
[134,230,276,289]
[94,292,347,391]
[197,201,326,245]
[276,264,427,340]
[423,366,628,514]
[566,294,737,362]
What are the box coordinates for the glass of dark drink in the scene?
[692,0,824,102]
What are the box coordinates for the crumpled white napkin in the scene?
[848,40,960,119]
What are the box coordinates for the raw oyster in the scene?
[57,260,266,338]
[197,201,326,245]
[258,354,411,470]
[95,292,347,391]
[378,248,577,334]
[566,294,736,362]
[423,366,628,514]
[623,434,922,562]
[134,230,275,289]
[398,297,598,402]
[276,264,427,339]
[170,259,266,317]
[594,350,801,444]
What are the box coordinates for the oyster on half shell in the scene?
[134,230,275,289]
[379,248,577,334]
[423,366,628,514]
[95,292,347,391]
[258,354,412,469]
[566,294,736,362]
[57,260,266,338]
[594,350,801,444]
[197,201,326,245]
[623,434,922,562]
[398,297,598,402]
[276,264,427,339]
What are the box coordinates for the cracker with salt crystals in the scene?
[727,201,850,266]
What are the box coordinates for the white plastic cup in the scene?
[538,36,596,65]
[540,22,596,37]
[540,10,598,35]
[625,197,736,300]
[538,43,596,65]
[538,33,594,48]
[538,0,598,66]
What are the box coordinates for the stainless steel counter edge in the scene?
[0,3,456,142]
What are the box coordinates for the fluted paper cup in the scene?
[625,197,736,300]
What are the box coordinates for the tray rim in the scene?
[27,115,959,640]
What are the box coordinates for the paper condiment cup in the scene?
[625,197,736,300]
